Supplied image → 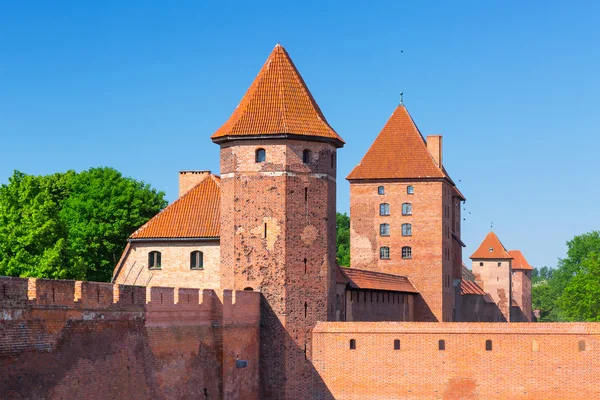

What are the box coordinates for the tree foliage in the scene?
[532,230,600,321]
[336,212,350,266]
[0,168,166,282]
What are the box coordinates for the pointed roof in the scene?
[130,175,220,239]
[211,44,344,147]
[509,250,533,270]
[347,104,447,180]
[461,264,487,295]
[470,231,512,259]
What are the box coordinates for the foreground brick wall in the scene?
[0,276,259,400]
[313,322,600,400]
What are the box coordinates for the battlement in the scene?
[0,276,260,326]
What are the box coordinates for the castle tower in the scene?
[509,249,533,321]
[347,104,465,322]
[470,231,513,321]
[211,44,344,399]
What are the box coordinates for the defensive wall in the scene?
[0,276,260,400]
[313,322,600,400]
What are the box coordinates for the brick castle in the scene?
[1,44,598,399]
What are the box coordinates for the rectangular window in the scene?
[402,223,412,236]
[380,223,390,236]
[378,186,385,195]
[380,203,390,216]
[380,247,390,260]
[402,203,412,216]
[407,185,414,194]
[402,246,412,259]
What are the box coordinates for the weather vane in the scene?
[400,92,404,104]
[491,221,494,231]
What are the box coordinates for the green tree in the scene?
[558,252,600,321]
[0,168,166,282]
[336,212,350,266]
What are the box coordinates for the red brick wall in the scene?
[512,270,532,321]
[344,290,414,321]
[179,170,211,197]
[313,322,600,400]
[472,259,512,321]
[350,180,460,321]
[0,276,260,400]
[219,139,338,399]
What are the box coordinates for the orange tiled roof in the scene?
[509,250,533,270]
[339,267,418,293]
[211,44,344,147]
[470,231,512,259]
[461,279,487,296]
[347,104,449,180]
[130,175,220,239]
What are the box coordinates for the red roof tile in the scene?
[339,267,418,293]
[461,280,487,296]
[130,175,220,239]
[347,105,448,180]
[461,264,487,295]
[470,231,512,259]
[509,250,533,270]
[211,44,344,147]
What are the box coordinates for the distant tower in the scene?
[211,44,344,399]
[470,231,513,321]
[509,249,533,321]
[347,104,465,322]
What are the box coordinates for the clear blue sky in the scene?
[2,1,599,269]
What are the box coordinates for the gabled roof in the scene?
[509,250,533,270]
[470,231,512,259]
[339,267,419,293]
[347,104,448,180]
[130,175,220,239]
[211,44,344,147]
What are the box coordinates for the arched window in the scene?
[407,185,414,194]
[190,251,203,270]
[579,340,586,352]
[380,223,390,236]
[402,203,412,215]
[378,186,385,195]
[380,203,390,216]
[255,148,266,163]
[243,287,254,291]
[402,246,412,259]
[380,246,390,260]
[394,339,401,350]
[303,149,311,164]
[486,340,492,351]
[148,251,161,269]
[402,223,412,236]
[439,339,445,351]
[349,339,356,350]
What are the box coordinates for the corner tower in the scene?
[211,44,344,399]
[347,104,465,322]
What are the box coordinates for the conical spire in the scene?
[211,44,344,147]
[347,104,445,180]
[470,231,512,259]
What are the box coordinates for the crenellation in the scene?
[0,276,29,309]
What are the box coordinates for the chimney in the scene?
[179,170,211,197]
[427,135,443,168]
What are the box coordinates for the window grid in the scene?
[380,223,390,236]
[402,246,412,259]
[380,246,390,260]
[402,203,412,216]
[402,223,412,236]
[380,203,390,216]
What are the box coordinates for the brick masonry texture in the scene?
[0,276,260,400]
[218,138,337,399]
[313,322,600,400]
[350,180,461,322]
